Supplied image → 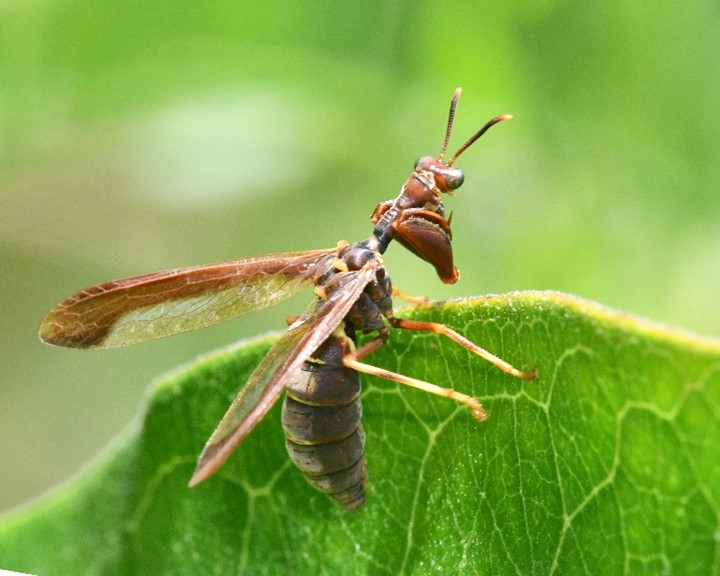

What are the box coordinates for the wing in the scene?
[188,262,378,487]
[39,249,338,349]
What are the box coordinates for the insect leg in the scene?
[391,287,428,305]
[389,318,537,380]
[343,332,489,421]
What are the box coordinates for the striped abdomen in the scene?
[281,333,367,510]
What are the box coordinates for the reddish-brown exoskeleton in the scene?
[39,88,536,510]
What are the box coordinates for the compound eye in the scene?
[445,168,464,190]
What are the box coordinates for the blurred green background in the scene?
[1,1,718,513]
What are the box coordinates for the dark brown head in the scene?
[412,155,465,196]
[417,87,511,195]
[372,89,511,284]
[392,89,512,214]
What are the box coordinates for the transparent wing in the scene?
[39,249,338,349]
[189,263,378,486]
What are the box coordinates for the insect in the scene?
[39,88,536,510]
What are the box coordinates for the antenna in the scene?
[447,114,512,167]
[438,88,462,163]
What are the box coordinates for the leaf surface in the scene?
[1,291,719,575]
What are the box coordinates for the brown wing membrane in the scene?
[189,263,377,487]
[39,249,338,349]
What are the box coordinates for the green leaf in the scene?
[1,291,719,575]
